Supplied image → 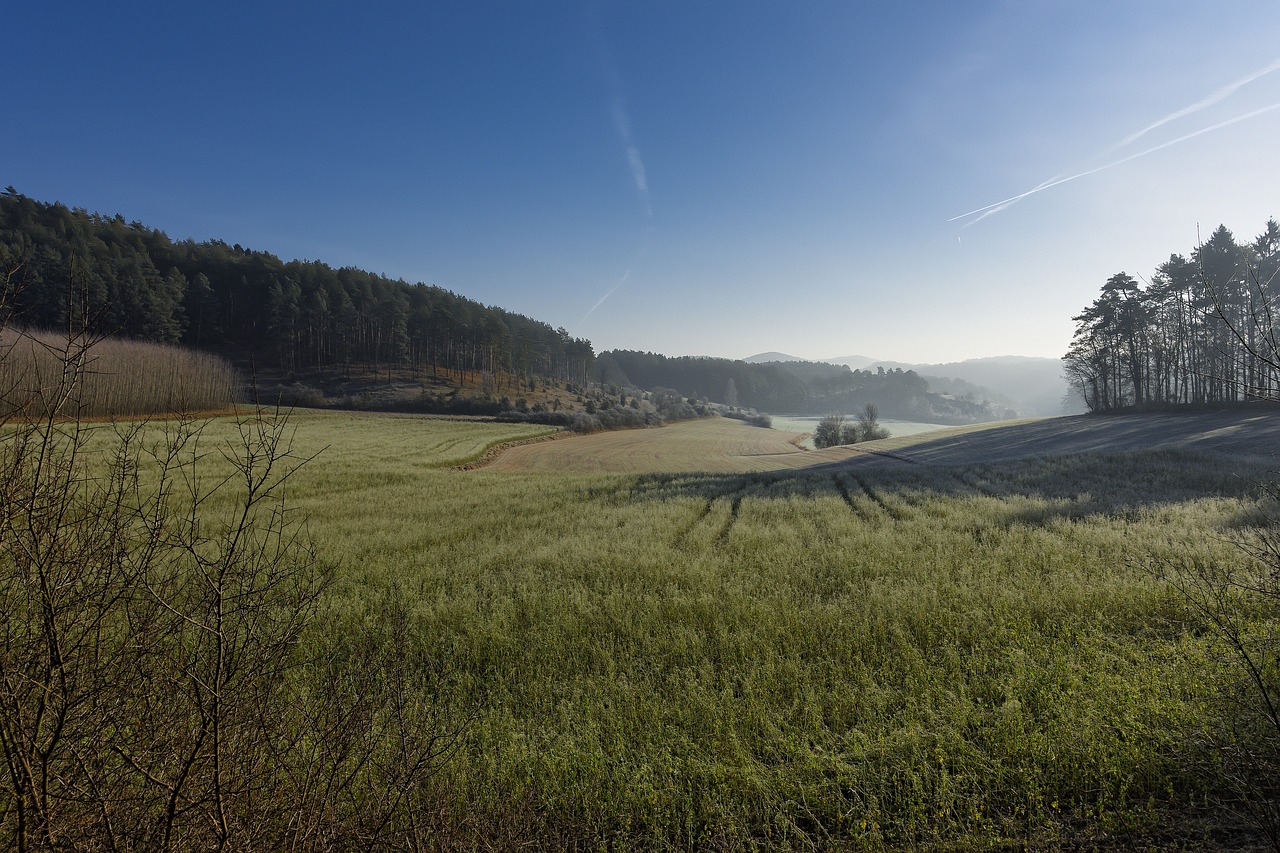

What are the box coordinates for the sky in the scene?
[7,1,1280,365]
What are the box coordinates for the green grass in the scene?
[101,411,1280,847]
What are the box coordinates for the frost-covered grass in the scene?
[105,411,1280,847]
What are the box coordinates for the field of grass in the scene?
[495,410,1280,474]
[22,409,1273,848]
[94,408,1268,848]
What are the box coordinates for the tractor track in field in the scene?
[848,472,907,521]
[716,495,744,545]
[832,473,878,523]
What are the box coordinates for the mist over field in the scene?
[749,352,1076,417]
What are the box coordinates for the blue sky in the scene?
[8,1,1280,363]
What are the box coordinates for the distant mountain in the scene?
[855,356,1076,417]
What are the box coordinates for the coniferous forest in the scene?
[1065,220,1280,411]
[0,190,595,388]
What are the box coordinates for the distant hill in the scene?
[746,351,882,370]
[743,351,807,364]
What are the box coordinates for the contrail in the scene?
[580,241,650,324]
[587,9,653,219]
[951,101,1280,226]
[580,268,632,324]
[949,174,1066,223]
[1109,56,1280,152]
[612,100,652,217]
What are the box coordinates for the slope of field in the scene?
[486,416,809,472]
[829,408,1280,467]
[491,408,1280,474]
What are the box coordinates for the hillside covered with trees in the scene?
[0,190,594,390]
[1065,220,1280,411]
[601,350,1006,423]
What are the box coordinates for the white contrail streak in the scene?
[580,269,632,324]
[587,10,654,219]
[1110,56,1280,151]
[950,101,1280,226]
[580,241,651,324]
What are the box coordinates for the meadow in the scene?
[4,400,1277,848]
[131,410,1278,847]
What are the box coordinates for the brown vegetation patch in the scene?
[1,329,239,418]
[485,416,809,473]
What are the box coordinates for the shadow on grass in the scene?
[832,408,1280,468]
[624,445,1276,528]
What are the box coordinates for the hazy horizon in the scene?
[9,2,1280,365]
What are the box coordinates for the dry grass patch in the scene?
[486,416,809,473]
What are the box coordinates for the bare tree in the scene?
[0,257,465,850]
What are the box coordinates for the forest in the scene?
[0,190,595,389]
[1064,220,1280,411]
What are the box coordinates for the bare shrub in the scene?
[0,255,460,849]
[0,328,240,418]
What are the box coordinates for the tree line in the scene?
[0,189,594,387]
[1065,220,1280,411]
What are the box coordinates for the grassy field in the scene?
[495,409,1280,473]
[67,410,1280,847]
